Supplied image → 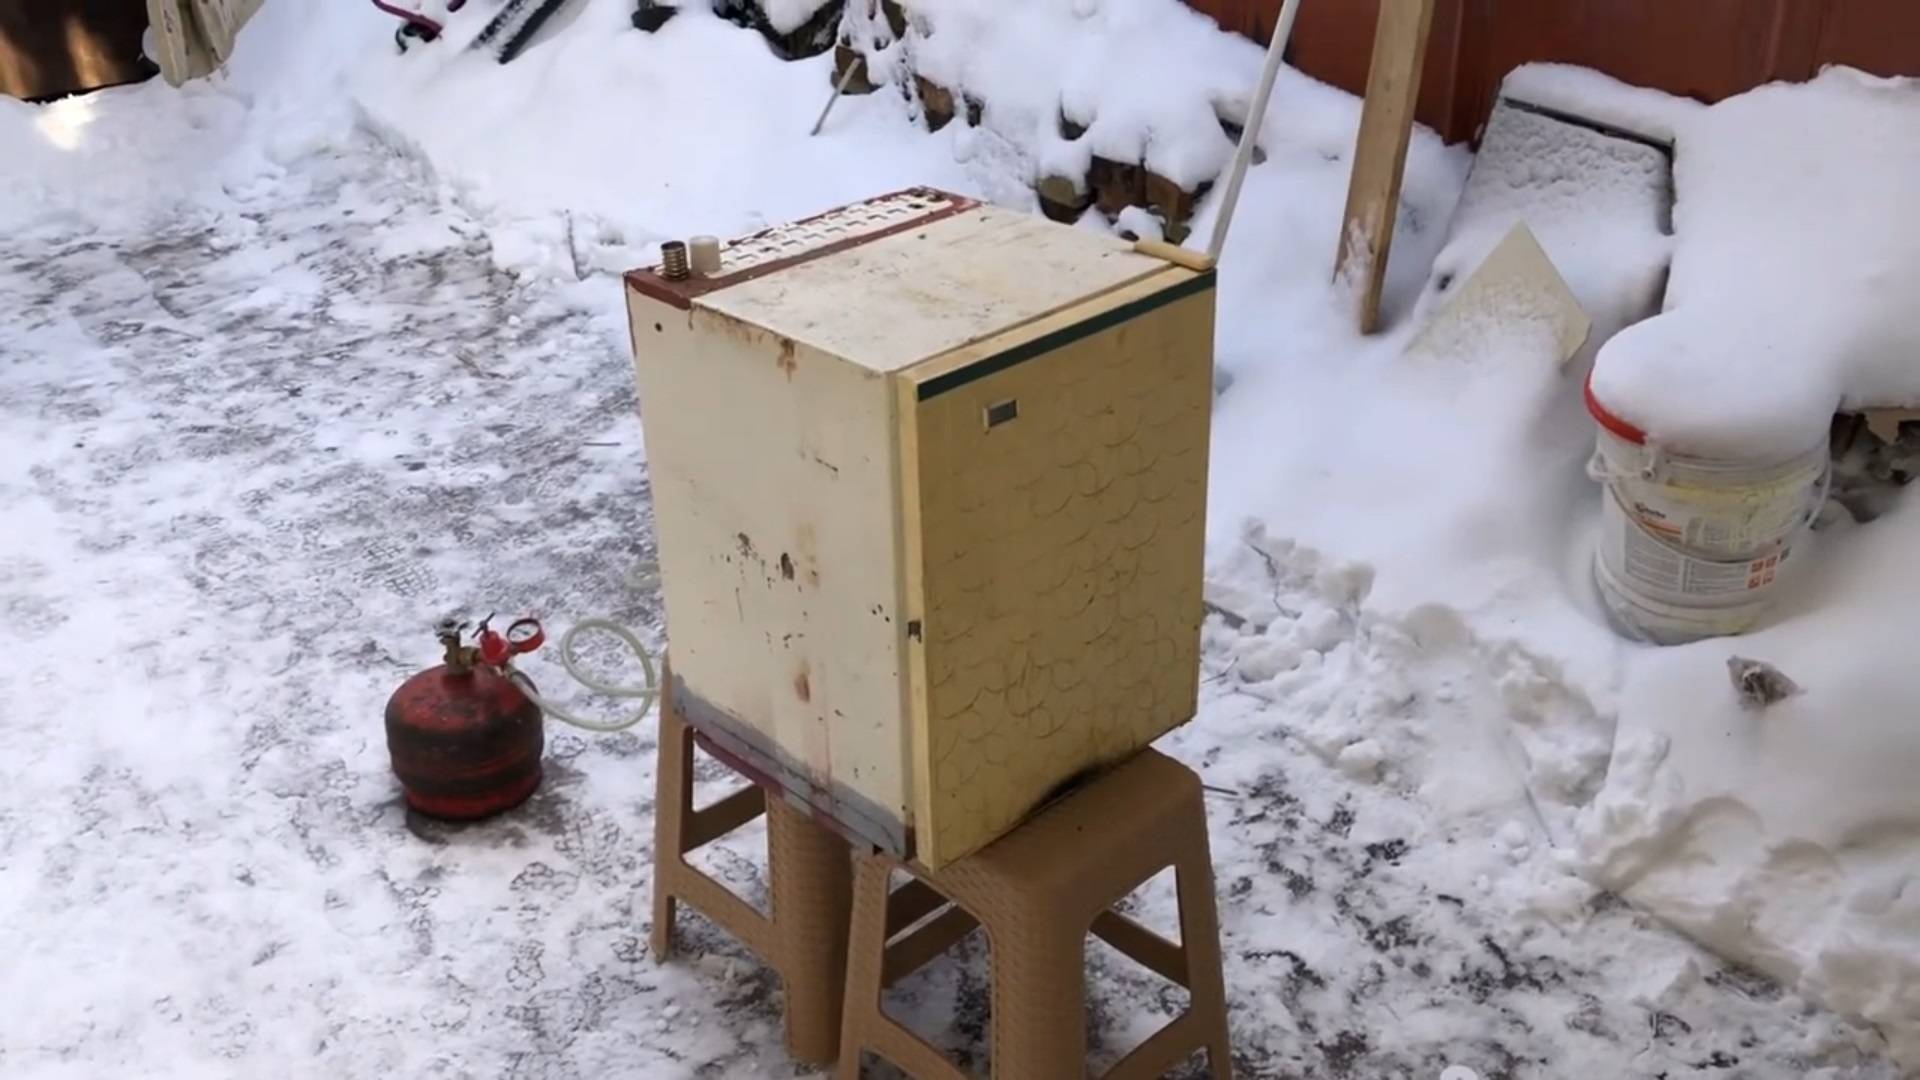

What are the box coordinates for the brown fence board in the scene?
[1815,0,1920,81]
[1185,0,1920,143]
[1,0,153,101]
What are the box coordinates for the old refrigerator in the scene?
[625,188,1216,868]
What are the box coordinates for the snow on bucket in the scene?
[1585,378,1829,645]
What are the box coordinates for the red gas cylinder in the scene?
[385,618,546,820]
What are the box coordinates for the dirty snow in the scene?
[0,0,1914,1077]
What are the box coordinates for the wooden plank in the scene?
[1335,0,1439,334]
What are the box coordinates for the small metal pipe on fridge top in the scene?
[660,240,690,281]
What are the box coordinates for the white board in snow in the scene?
[1402,223,1591,370]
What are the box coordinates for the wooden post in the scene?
[1334,0,1437,334]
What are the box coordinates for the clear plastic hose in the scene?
[505,563,662,733]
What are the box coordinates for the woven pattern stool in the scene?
[650,669,854,1066]
[836,749,1232,1079]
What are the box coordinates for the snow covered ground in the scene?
[1,1,1914,1077]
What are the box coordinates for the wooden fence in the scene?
[1187,0,1920,142]
[0,0,153,101]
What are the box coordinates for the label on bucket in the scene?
[1613,500,1784,600]
[1592,426,1827,564]
[1623,484,1808,561]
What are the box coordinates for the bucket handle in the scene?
[1587,443,1666,484]
[1640,444,1666,481]
[1805,460,1835,526]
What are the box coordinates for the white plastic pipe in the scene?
[811,53,867,137]
[1207,0,1307,262]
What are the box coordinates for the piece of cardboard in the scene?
[1403,222,1592,369]
[1864,408,1920,444]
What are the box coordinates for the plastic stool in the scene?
[836,749,1233,1079]
[650,667,854,1066]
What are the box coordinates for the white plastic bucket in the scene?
[1585,380,1828,645]
[1592,488,1798,643]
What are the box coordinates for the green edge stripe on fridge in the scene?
[915,269,1217,401]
